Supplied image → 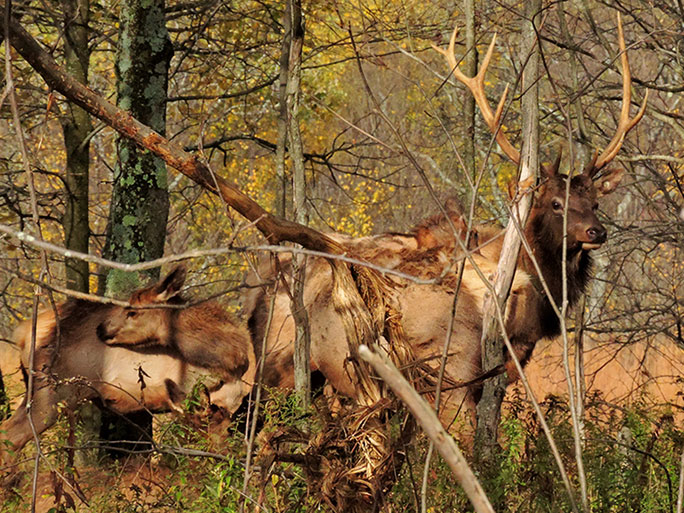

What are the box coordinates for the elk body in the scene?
[0,267,255,463]
[244,15,645,427]
[243,183,613,426]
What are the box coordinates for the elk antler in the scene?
[433,26,521,165]
[587,13,648,177]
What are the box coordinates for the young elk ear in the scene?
[512,151,560,198]
[444,196,465,216]
[595,167,624,197]
[155,265,187,301]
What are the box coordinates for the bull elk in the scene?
[244,14,646,427]
[0,266,255,466]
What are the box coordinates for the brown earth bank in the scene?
[511,333,684,421]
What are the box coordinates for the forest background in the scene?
[0,0,683,511]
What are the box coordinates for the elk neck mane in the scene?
[524,206,593,334]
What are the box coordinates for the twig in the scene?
[240,284,277,513]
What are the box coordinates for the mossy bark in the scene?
[100,0,172,455]
[61,0,91,293]
[104,0,172,293]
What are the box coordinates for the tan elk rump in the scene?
[0,267,255,465]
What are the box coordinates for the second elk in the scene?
[1,266,255,466]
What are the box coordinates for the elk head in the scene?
[97,266,187,347]
[531,158,624,254]
[434,13,647,255]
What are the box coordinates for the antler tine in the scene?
[582,149,599,176]
[433,24,521,165]
[590,13,649,177]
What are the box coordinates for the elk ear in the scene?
[541,150,562,179]
[595,167,624,197]
[444,196,464,215]
[507,175,536,200]
[156,265,187,301]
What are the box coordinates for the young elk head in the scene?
[434,12,647,256]
[97,266,187,347]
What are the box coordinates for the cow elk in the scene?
[0,266,255,467]
[244,14,646,428]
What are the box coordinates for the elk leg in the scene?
[0,384,59,470]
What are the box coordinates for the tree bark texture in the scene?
[103,0,172,294]
[463,0,477,183]
[99,0,173,454]
[474,0,540,464]
[275,2,291,218]
[286,0,311,408]
[60,0,91,293]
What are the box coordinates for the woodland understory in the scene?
[0,0,683,512]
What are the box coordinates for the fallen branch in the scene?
[2,4,337,254]
[357,344,495,513]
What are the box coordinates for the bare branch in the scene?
[358,344,495,513]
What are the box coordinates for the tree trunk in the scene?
[99,0,173,456]
[463,0,477,185]
[60,0,91,293]
[0,368,8,421]
[474,0,540,466]
[275,2,291,219]
[58,0,102,467]
[287,0,311,408]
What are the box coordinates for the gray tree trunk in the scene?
[275,2,291,218]
[99,0,173,455]
[463,0,477,184]
[60,0,91,293]
[474,0,540,466]
[59,0,102,466]
[286,0,311,408]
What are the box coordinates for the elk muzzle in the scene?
[580,223,607,250]
[96,319,117,342]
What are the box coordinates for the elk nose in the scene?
[586,225,607,243]
[96,322,112,341]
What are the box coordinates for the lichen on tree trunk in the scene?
[104,0,172,292]
[100,0,173,454]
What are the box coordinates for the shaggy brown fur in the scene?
[98,266,252,380]
[0,268,255,466]
[243,164,624,428]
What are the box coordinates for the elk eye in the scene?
[552,200,563,212]
[126,310,137,318]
